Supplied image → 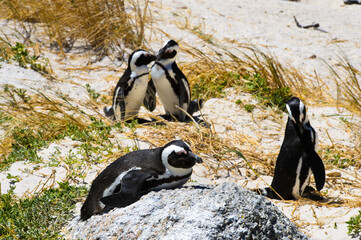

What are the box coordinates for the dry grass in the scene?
[178,41,328,108]
[0,0,152,55]
[327,56,361,114]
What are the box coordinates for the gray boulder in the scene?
[64,183,309,240]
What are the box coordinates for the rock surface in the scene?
[64,183,308,240]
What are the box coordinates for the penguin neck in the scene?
[130,65,149,79]
[157,58,175,69]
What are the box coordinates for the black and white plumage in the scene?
[150,40,203,121]
[80,140,202,221]
[259,97,325,200]
[104,49,156,122]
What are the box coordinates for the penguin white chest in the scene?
[124,76,148,119]
[151,65,180,115]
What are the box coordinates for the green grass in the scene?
[0,182,87,239]
[191,71,241,99]
[244,72,292,111]
[347,211,361,237]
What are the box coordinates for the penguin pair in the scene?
[257,97,325,200]
[80,140,202,221]
[104,40,203,123]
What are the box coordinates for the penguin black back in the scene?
[80,140,202,221]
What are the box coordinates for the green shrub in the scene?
[0,182,87,239]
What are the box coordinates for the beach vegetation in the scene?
[0,182,87,239]
[347,211,361,237]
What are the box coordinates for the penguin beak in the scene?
[156,48,165,60]
[188,152,203,164]
[149,54,157,62]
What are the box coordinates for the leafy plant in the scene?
[244,104,255,113]
[347,211,361,237]
[0,40,49,74]
[0,182,87,239]
[4,127,48,169]
[85,84,100,100]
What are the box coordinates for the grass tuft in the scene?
[0,0,152,55]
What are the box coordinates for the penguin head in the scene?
[286,97,309,131]
[156,40,179,62]
[161,140,202,176]
[128,49,156,71]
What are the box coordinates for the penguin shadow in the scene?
[154,114,211,128]
[184,184,211,190]
[97,185,211,216]
[253,186,327,202]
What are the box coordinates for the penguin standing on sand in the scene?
[150,40,203,121]
[80,140,202,221]
[259,97,325,200]
[104,49,156,122]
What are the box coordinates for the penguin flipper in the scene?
[143,79,157,112]
[303,127,325,191]
[114,87,126,121]
[302,186,324,201]
[308,151,325,191]
[100,170,153,208]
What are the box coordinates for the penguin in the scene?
[258,97,325,200]
[150,40,203,122]
[104,49,156,123]
[80,140,202,221]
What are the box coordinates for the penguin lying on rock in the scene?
[80,140,202,221]
[257,97,325,200]
[104,49,156,123]
[150,40,204,122]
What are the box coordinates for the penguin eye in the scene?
[165,48,174,54]
[175,150,187,155]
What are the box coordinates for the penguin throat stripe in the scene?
[141,172,192,191]
[132,72,149,80]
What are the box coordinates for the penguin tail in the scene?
[80,200,96,221]
[103,106,115,120]
[187,99,204,116]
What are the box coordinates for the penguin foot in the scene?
[187,99,204,116]
[187,115,211,128]
[302,186,325,201]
